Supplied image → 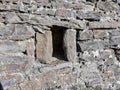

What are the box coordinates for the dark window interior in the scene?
[0,83,3,90]
[51,26,67,61]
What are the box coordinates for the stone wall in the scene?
[0,0,120,90]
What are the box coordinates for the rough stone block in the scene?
[78,30,93,40]
[93,30,109,39]
[0,39,35,74]
[89,21,118,29]
[36,31,53,63]
[0,24,35,40]
[110,36,120,45]
[19,80,41,90]
[69,3,94,12]
[0,39,34,56]
[0,15,5,23]
[20,67,74,90]
[97,1,119,12]
[55,8,71,18]
[64,29,76,62]
[77,12,100,21]
[0,55,33,74]
[77,39,109,51]
[5,12,21,23]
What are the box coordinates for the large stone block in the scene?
[0,74,23,90]
[0,24,35,40]
[0,55,33,74]
[77,12,100,21]
[77,39,109,51]
[80,68,103,88]
[69,3,94,12]
[78,30,93,40]
[5,12,21,23]
[89,21,118,29]
[0,39,35,74]
[19,80,41,90]
[0,39,35,56]
[19,67,74,90]
[36,31,53,63]
[110,36,120,45]
[93,30,109,39]
[64,29,76,63]
[55,8,71,18]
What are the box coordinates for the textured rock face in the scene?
[0,0,120,90]
[36,31,53,64]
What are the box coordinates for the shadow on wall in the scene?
[0,83,3,90]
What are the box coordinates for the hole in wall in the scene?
[0,83,3,90]
[51,26,68,61]
[22,50,28,56]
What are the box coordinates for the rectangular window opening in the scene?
[51,26,67,61]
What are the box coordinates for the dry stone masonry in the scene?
[0,0,120,90]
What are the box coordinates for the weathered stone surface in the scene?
[97,1,119,12]
[77,12,100,21]
[89,21,118,29]
[0,55,33,74]
[0,0,120,89]
[5,12,21,23]
[0,15,5,23]
[55,8,71,18]
[0,24,35,40]
[110,36,120,45]
[33,8,56,16]
[19,80,41,90]
[78,30,93,40]
[0,74,23,85]
[36,31,53,64]
[0,39,34,75]
[20,67,74,90]
[17,13,29,22]
[69,3,94,12]
[64,29,76,62]
[93,30,109,39]
[30,15,81,29]
[78,39,109,51]
[0,39,35,56]
[80,69,103,87]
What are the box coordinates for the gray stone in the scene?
[30,15,53,26]
[77,39,109,51]
[55,8,71,18]
[18,13,29,22]
[19,2,28,13]
[0,55,34,74]
[69,2,94,12]
[64,29,76,63]
[5,12,21,23]
[117,0,120,4]
[78,30,93,40]
[80,63,103,88]
[89,21,118,29]
[97,1,119,12]
[69,19,86,29]
[0,15,5,23]
[10,24,35,40]
[109,29,120,36]
[93,30,109,39]
[1,79,16,88]
[77,12,100,21]
[36,31,53,64]
[110,36,120,45]
[33,8,56,16]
